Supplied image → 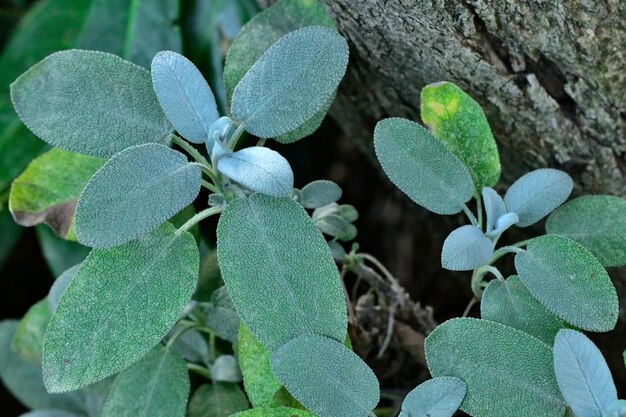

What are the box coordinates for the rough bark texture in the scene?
[323,0,626,196]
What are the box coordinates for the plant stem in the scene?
[177,207,222,234]
[489,245,525,264]
[172,135,211,167]
[476,194,484,230]
[478,265,505,281]
[201,180,219,193]
[187,363,212,379]
[462,203,479,227]
[256,138,266,147]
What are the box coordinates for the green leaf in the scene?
[231,26,348,138]
[12,298,52,365]
[167,325,210,365]
[42,222,199,393]
[75,144,201,248]
[36,226,90,277]
[211,355,242,383]
[300,180,342,209]
[216,194,346,351]
[18,411,81,417]
[11,50,173,158]
[237,323,281,407]
[374,118,474,215]
[441,225,494,271]
[546,195,626,267]
[421,82,500,191]
[315,214,357,241]
[481,275,564,345]
[399,377,467,417]
[187,383,249,417]
[425,318,565,417]
[203,299,240,344]
[270,333,379,417]
[514,234,618,332]
[482,187,506,234]
[603,400,626,417]
[49,264,80,313]
[9,148,103,239]
[230,407,315,417]
[101,345,190,417]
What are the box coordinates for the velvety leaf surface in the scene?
[75,144,201,248]
[514,234,618,332]
[425,318,565,417]
[231,26,348,138]
[421,81,500,191]
[9,148,103,239]
[216,194,346,351]
[151,51,219,143]
[101,345,190,417]
[399,377,467,417]
[374,118,474,215]
[230,407,315,417]
[270,334,380,417]
[441,225,493,271]
[504,169,573,227]
[203,291,240,343]
[42,223,199,392]
[12,298,51,365]
[603,400,626,417]
[187,383,249,417]
[546,195,626,267]
[482,187,506,233]
[238,324,281,407]
[11,50,173,158]
[481,275,564,345]
[300,180,342,209]
[211,355,243,383]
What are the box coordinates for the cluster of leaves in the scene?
[375,81,626,417]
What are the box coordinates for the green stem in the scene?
[187,363,212,379]
[201,180,219,193]
[177,207,222,234]
[477,265,505,281]
[489,244,525,264]
[256,138,267,147]
[476,194,484,230]
[172,135,212,167]
[462,203,479,227]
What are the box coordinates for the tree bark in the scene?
[323,0,626,196]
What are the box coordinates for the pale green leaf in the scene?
[441,225,494,271]
[42,222,199,392]
[18,411,81,417]
[12,298,51,365]
[514,234,618,332]
[101,345,190,417]
[603,400,626,417]
[187,383,249,417]
[216,194,346,351]
[75,144,201,248]
[300,180,342,209]
[203,301,240,344]
[230,406,315,417]
[211,355,242,383]
[374,118,474,215]
[399,377,467,417]
[167,325,210,365]
[315,214,357,241]
[425,318,565,417]
[482,187,506,234]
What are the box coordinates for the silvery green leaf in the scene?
[216,194,346,351]
[553,329,617,417]
[504,169,573,227]
[315,214,357,241]
[151,51,219,144]
[12,298,51,365]
[481,276,564,344]
[603,400,626,417]
[482,187,506,233]
[206,117,237,152]
[441,225,494,271]
[43,223,199,392]
[270,333,380,417]
[167,325,210,365]
[18,411,80,417]
[485,212,519,239]
[514,234,618,332]
[300,180,342,209]
[374,118,474,215]
[328,240,347,262]
[49,264,81,312]
[312,203,358,223]
[203,303,240,343]
[212,138,233,163]
[238,324,281,407]
[211,355,243,383]
[208,193,227,209]
[231,26,348,138]
[546,195,626,267]
[101,345,189,417]
[10,50,173,158]
[75,144,201,248]
[399,377,467,417]
[425,318,566,417]
[217,147,294,197]
[187,383,249,417]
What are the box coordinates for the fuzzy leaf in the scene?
[230,407,315,417]
[603,401,626,417]
[487,212,519,237]
[546,195,626,267]
[421,82,500,191]
[374,118,474,215]
[425,318,565,417]
[10,50,173,158]
[441,225,493,271]
[270,333,379,417]
[217,147,294,197]
[75,144,201,248]
[481,276,564,344]
[554,329,617,417]
[187,383,249,417]
[514,234,618,332]
[504,169,573,227]
[101,345,189,417]
[211,355,243,383]
[203,303,240,344]
[9,148,103,239]
[300,180,342,209]
[216,194,346,351]
[167,325,209,365]
[399,377,466,417]
[151,51,219,144]
[12,298,51,365]
[42,223,199,392]
[231,26,348,138]
[482,187,506,233]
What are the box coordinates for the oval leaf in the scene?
[514,234,618,332]
[546,195,626,267]
[374,118,474,215]
[217,147,293,197]
[300,180,342,209]
[425,318,565,417]
[48,264,81,313]
[238,324,281,407]
[10,50,173,158]
[231,26,348,138]
[270,333,380,417]
[504,169,573,227]
[211,355,242,383]
[12,298,51,365]
[216,194,347,351]
[75,143,201,248]
[482,187,506,233]
[151,51,219,144]
[101,345,190,417]
[400,377,466,417]
[42,222,199,392]
[441,225,494,271]
[187,383,249,417]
